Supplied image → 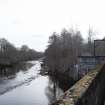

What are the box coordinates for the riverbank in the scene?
[40,64,77,92]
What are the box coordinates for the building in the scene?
[78,56,105,78]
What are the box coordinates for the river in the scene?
[0,60,63,105]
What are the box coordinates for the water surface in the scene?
[0,61,63,105]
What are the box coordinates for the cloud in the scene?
[0,0,105,51]
[12,19,23,25]
[0,0,8,3]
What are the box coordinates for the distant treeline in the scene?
[0,38,43,65]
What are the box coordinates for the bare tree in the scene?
[87,28,95,55]
[44,28,83,76]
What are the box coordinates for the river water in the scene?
[0,61,63,105]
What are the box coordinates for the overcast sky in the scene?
[0,0,105,51]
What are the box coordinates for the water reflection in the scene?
[0,62,35,95]
[0,62,34,79]
[45,72,76,105]
[45,76,63,105]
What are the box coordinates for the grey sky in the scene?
[0,0,105,51]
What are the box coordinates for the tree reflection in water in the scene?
[45,72,76,105]
[0,62,34,79]
[45,76,63,105]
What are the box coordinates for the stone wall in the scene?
[52,61,105,105]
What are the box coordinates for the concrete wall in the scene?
[52,61,105,105]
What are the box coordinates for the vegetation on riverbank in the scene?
[0,38,43,66]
